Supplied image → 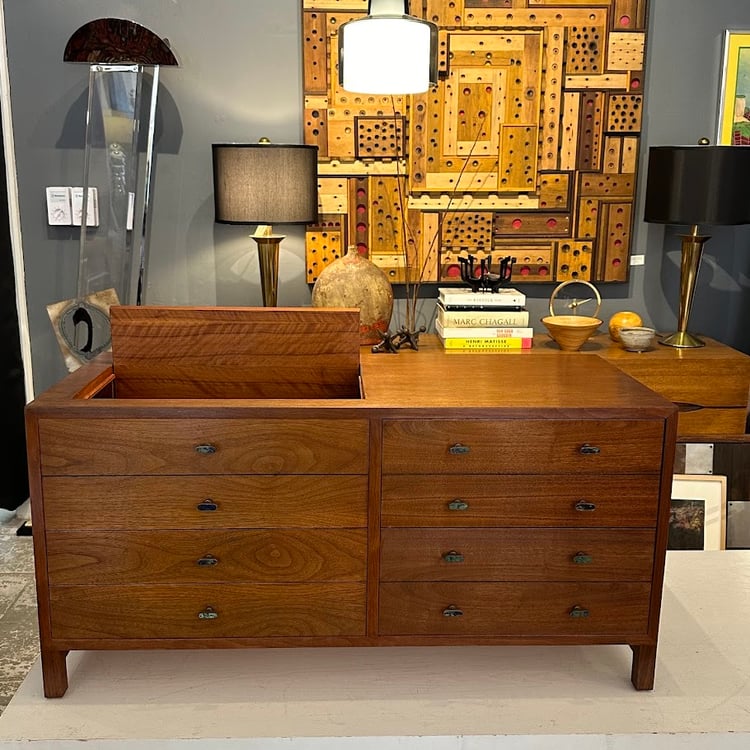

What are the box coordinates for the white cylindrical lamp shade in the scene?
[338,16,437,94]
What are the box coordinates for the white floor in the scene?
[0,551,748,749]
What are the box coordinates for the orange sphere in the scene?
[608,311,643,341]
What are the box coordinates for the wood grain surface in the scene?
[110,306,361,399]
[381,473,660,528]
[42,475,368,530]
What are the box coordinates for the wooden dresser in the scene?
[26,308,677,697]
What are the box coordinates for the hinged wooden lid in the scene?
[109,306,361,399]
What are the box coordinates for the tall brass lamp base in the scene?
[660,226,708,349]
[251,233,285,307]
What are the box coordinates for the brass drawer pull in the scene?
[449,443,471,455]
[579,444,601,455]
[443,605,464,617]
[442,550,465,563]
[572,552,592,565]
[195,443,217,455]
[197,554,219,567]
[447,499,469,511]
[569,605,589,618]
[198,606,218,620]
[197,499,218,512]
[574,501,596,512]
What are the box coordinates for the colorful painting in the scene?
[717,31,750,145]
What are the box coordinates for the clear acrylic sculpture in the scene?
[49,19,177,370]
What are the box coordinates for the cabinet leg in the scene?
[40,649,69,698]
[630,644,656,690]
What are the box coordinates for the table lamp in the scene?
[643,143,750,348]
[338,0,438,94]
[212,140,318,306]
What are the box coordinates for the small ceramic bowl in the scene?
[619,326,656,352]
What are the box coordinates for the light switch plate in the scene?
[45,186,72,225]
[71,187,99,227]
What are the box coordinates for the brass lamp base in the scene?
[251,232,285,307]
[658,226,709,349]
[659,330,705,348]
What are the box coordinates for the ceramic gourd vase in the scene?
[311,246,393,345]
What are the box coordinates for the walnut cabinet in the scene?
[25,308,678,697]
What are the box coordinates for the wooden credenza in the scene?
[536,333,750,440]
[25,310,678,698]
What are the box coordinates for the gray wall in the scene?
[4,0,750,394]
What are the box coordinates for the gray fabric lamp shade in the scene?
[212,143,319,225]
[644,145,750,226]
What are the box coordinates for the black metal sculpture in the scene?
[458,254,515,293]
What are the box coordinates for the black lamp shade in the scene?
[644,145,750,226]
[212,143,318,225]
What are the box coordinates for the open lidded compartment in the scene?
[103,306,362,399]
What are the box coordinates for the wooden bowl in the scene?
[541,315,602,352]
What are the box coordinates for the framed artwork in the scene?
[717,30,750,145]
[302,0,649,286]
[669,474,728,551]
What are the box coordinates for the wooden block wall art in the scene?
[302,0,649,284]
[497,243,554,282]
[306,216,345,284]
[555,240,594,282]
[442,212,494,249]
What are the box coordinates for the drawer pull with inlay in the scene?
[569,605,589,618]
[579,444,601,455]
[572,552,593,565]
[449,443,471,455]
[442,551,465,563]
[574,501,597,512]
[442,605,464,617]
[447,499,469,511]
[196,499,218,512]
[197,554,219,567]
[195,443,217,455]
[198,606,218,620]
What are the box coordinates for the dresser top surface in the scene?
[30,334,677,418]
[358,336,674,414]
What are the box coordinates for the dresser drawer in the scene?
[382,420,664,474]
[42,475,368,530]
[38,418,369,476]
[380,528,654,582]
[382,474,660,527]
[49,583,366,639]
[47,529,367,585]
[379,582,651,636]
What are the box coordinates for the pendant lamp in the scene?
[338,0,438,94]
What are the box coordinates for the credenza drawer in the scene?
[49,583,366,639]
[379,582,651,636]
[382,474,660,527]
[380,528,655,582]
[382,420,664,474]
[47,529,367,585]
[38,418,369,476]
[42,475,368,530]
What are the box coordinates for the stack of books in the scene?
[436,287,532,351]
